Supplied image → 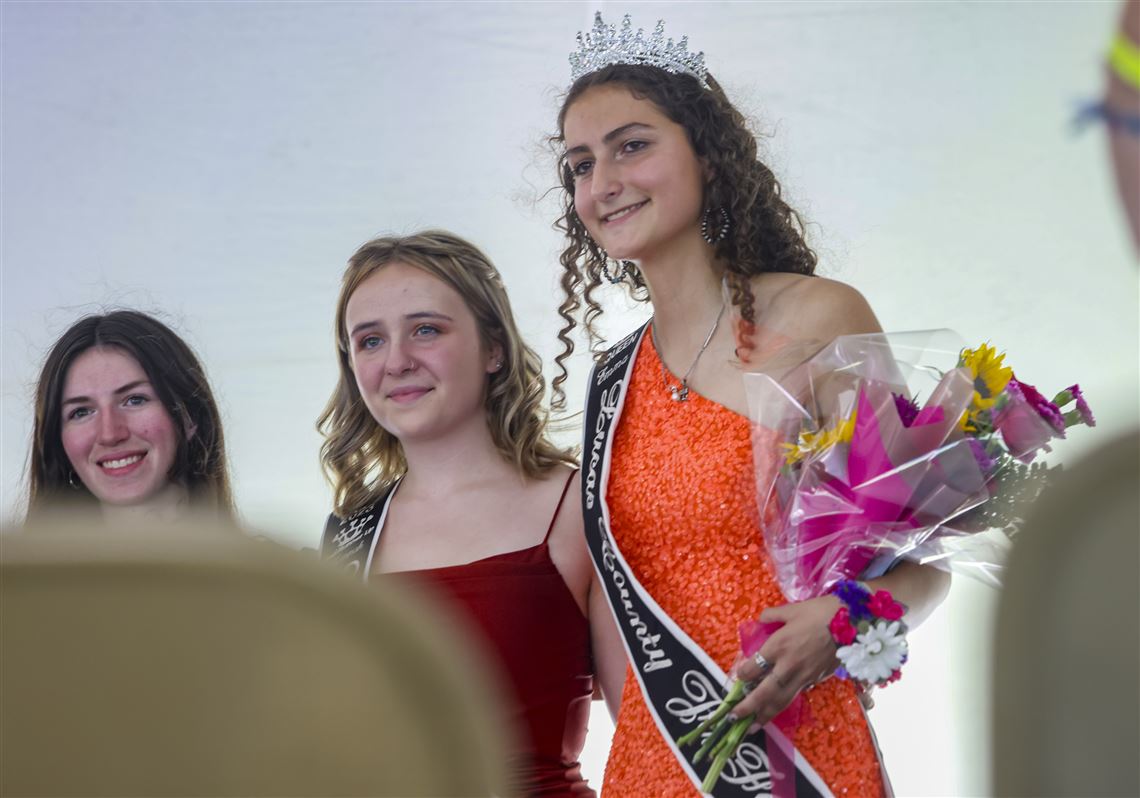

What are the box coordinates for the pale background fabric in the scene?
[3,2,1135,794]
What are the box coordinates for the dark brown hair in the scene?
[26,310,235,519]
[550,64,818,407]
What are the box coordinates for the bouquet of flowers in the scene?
[746,330,1094,601]
[678,329,1094,791]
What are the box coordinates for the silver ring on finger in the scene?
[751,651,772,674]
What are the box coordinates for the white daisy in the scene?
[836,620,908,684]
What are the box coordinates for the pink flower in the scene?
[1066,384,1096,427]
[892,393,920,428]
[994,378,1065,462]
[867,590,905,621]
[1010,377,1066,434]
[892,392,944,428]
[829,606,857,645]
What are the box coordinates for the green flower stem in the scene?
[701,715,754,793]
[709,713,752,759]
[692,712,732,764]
[1063,409,1087,428]
[676,679,748,748]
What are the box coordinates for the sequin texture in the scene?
[601,333,886,797]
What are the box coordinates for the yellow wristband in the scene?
[1109,31,1140,92]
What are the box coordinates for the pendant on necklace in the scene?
[651,300,727,407]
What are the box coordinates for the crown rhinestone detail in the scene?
[569,12,709,90]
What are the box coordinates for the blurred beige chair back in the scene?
[1,523,511,797]
[993,430,1139,797]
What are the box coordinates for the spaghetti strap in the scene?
[542,469,577,544]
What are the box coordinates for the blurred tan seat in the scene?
[993,430,1140,797]
[1,521,510,797]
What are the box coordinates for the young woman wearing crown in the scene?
[551,14,950,797]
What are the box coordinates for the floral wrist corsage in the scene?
[829,580,909,688]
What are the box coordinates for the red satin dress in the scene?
[387,475,596,797]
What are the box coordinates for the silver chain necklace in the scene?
[650,300,727,402]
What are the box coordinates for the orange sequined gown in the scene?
[601,332,886,798]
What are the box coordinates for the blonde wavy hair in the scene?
[318,230,575,517]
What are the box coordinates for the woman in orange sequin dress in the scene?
[549,13,951,797]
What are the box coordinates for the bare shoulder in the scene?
[751,273,882,341]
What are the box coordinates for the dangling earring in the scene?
[600,255,630,285]
[701,206,731,244]
[68,470,80,489]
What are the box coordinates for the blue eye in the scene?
[413,324,440,337]
[359,334,383,350]
[124,394,149,407]
[67,406,92,421]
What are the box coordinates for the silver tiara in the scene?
[568,12,709,90]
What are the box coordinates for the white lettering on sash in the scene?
[584,379,623,511]
[595,352,631,386]
[578,326,833,797]
[599,525,674,673]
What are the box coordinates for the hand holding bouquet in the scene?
[678,330,1094,791]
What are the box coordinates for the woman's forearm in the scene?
[867,560,951,628]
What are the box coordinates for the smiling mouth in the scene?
[602,201,648,224]
[99,453,144,470]
[388,387,432,402]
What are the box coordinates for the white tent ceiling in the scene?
[3,3,1135,794]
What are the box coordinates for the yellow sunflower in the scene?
[958,342,1013,429]
[783,410,858,465]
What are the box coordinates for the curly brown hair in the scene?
[550,64,818,408]
[318,230,575,517]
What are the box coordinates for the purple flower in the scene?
[833,580,873,621]
[893,393,921,428]
[967,437,999,475]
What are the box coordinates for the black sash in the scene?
[321,485,397,579]
[581,323,833,798]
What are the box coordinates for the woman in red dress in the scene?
[318,230,625,796]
